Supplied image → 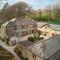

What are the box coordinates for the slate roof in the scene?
[6,17,36,28]
[37,22,47,28]
[18,35,60,59]
[49,24,60,31]
[6,21,16,27]
[5,17,36,37]
[37,22,60,31]
[15,18,37,25]
[18,40,33,47]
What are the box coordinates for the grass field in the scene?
[48,20,60,25]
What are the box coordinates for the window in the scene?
[33,54,36,59]
[22,25,24,29]
[28,25,33,28]
[18,25,22,29]
[33,54,34,58]
[45,26,47,28]
[26,25,28,28]
[21,46,23,50]
[33,24,36,27]
[14,27,17,30]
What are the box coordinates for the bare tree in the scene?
[53,2,60,20]
[15,2,32,17]
[0,0,8,8]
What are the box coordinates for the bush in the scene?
[38,37,44,40]
[28,36,34,42]
[28,36,44,42]
[2,38,5,42]
[6,38,9,45]
[24,58,28,60]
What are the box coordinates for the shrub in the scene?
[2,38,5,42]
[6,38,9,45]
[28,36,34,42]
[38,37,44,40]
[28,36,44,42]
[24,58,28,60]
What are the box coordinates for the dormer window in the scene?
[45,26,47,28]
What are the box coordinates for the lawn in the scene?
[48,20,60,25]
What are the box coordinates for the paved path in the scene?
[19,34,34,42]
[0,40,21,60]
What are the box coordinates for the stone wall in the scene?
[16,45,42,60]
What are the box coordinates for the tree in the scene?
[0,0,8,8]
[44,5,54,21]
[53,3,60,20]
[0,0,9,26]
[15,2,32,17]
[30,10,43,21]
[30,10,38,20]
[2,2,9,11]
[0,2,32,27]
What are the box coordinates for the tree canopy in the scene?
[0,1,60,27]
[0,2,32,27]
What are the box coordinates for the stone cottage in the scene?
[1,17,37,45]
